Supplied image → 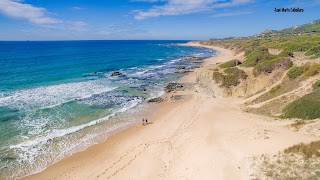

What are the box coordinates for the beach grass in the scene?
[218,59,241,69]
[282,90,320,120]
[284,141,320,158]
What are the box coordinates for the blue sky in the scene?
[0,0,320,40]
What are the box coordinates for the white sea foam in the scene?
[129,70,148,76]
[10,96,142,162]
[0,79,117,111]
[148,65,165,69]
[128,66,138,70]
[192,52,204,57]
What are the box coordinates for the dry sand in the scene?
[22,43,318,180]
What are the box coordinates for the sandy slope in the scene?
[22,43,318,180]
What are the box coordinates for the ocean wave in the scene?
[0,80,117,111]
[9,96,142,162]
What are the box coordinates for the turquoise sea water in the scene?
[0,40,215,179]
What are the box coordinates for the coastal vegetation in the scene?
[284,141,320,158]
[313,80,320,90]
[199,19,320,180]
[203,19,320,121]
[253,57,293,76]
[203,20,320,80]
[282,90,320,119]
[212,67,247,88]
[287,63,320,79]
[252,142,320,179]
[218,59,242,68]
[196,20,320,179]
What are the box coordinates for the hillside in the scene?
[194,20,320,179]
[255,19,320,38]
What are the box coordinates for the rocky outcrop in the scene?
[165,83,185,92]
[110,71,124,77]
[148,97,164,103]
[195,67,276,98]
[175,66,186,69]
[254,58,293,75]
[195,68,228,97]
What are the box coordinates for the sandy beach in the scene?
[22,43,318,180]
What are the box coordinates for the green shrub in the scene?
[254,57,293,76]
[313,80,320,90]
[282,91,320,119]
[212,68,247,88]
[243,47,273,67]
[304,63,320,77]
[287,66,303,79]
[270,85,282,94]
[287,63,320,79]
[212,72,224,83]
[223,68,247,87]
[219,59,242,69]
[279,50,294,57]
[305,45,320,56]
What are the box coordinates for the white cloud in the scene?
[134,0,254,20]
[97,24,148,37]
[0,0,61,25]
[289,0,320,7]
[131,0,166,2]
[71,6,85,10]
[213,11,252,17]
[67,21,88,31]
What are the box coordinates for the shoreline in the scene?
[19,42,216,179]
[21,43,317,180]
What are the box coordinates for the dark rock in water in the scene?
[148,97,164,103]
[110,71,124,77]
[138,85,147,92]
[139,88,147,91]
[175,66,186,70]
[165,83,184,92]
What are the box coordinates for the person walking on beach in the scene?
[145,118,148,125]
[142,118,145,125]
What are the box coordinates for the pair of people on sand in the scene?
[142,118,148,125]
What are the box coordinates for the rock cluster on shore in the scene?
[147,97,164,103]
[174,57,205,75]
[165,83,185,92]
